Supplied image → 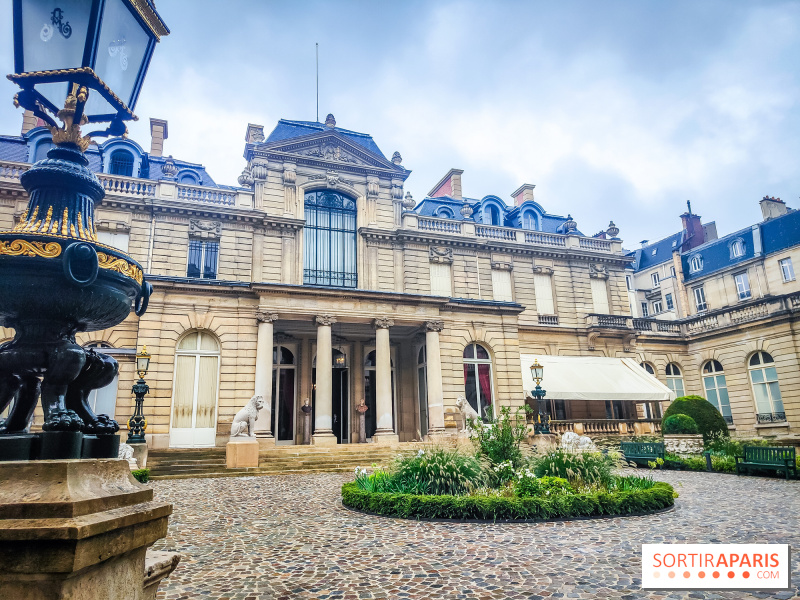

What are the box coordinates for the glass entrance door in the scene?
[272,345,296,445]
[311,348,349,443]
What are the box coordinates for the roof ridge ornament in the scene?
[324,113,336,128]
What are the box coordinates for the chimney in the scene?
[680,200,705,251]
[760,196,788,221]
[428,168,463,200]
[21,110,38,135]
[511,183,535,207]
[149,118,168,157]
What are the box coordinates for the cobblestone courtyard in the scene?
[152,470,800,600]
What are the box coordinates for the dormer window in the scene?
[484,205,501,226]
[522,210,537,230]
[33,138,54,162]
[179,172,200,185]
[435,207,455,219]
[729,239,745,259]
[109,150,134,177]
[689,254,703,273]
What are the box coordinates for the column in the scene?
[313,315,338,446]
[425,320,446,436]
[373,318,399,443]
[253,312,278,440]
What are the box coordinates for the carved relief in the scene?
[237,167,254,188]
[250,163,269,180]
[246,124,265,144]
[305,170,358,190]
[189,219,222,240]
[315,315,337,326]
[589,264,609,279]
[282,163,297,185]
[373,317,395,329]
[391,179,404,200]
[366,176,379,198]
[425,320,444,333]
[283,163,297,215]
[491,261,513,271]
[533,265,554,275]
[429,246,453,264]
[301,144,359,164]
[256,312,279,324]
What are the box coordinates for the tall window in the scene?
[625,275,632,290]
[749,352,785,422]
[590,278,610,313]
[652,300,663,314]
[484,205,501,226]
[702,360,732,424]
[651,272,660,288]
[429,262,452,296]
[171,331,220,447]
[665,363,685,397]
[109,149,134,176]
[641,302,649,317]
[417,347,428,437]
[533,273,555,314]
[304,190,357,287]
[779,258,795,282]
[693,286,707,312]
[522,210,537,230]
[665,293,674,310]
[33,140,54,162]
[734,272,751,300]
[463,343,494,419]
[187,240,218,279]
[730,239,745,258]
[689,255,703,273]
[84,342,119,418]
[491,269,513,302]
[640,362,655,375]
[670,266,676,278]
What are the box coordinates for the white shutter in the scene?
[590,278,610,313]
[429,263,452,297]
[491,269,513,302]
[533,273,554,314]
[96,230,130,252]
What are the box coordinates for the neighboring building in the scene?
[0,111,797,446]
[628,198,800,435]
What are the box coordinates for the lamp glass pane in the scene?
[36,80,70,112]
[136,355,149,374]
[93,0,151,107]
[20,0,90,72]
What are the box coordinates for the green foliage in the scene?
[515,472,573,498]
[131,468,150,483]
[662,395,729,441]
[608,475,656,492]
[531,449,618,487]
[470,405,530,469]
[648,457,665,469]
[704,433,772,456]
[490,460,517,485]
[662,414,699,435]
[390,447,487,496]
[341,481,675,521]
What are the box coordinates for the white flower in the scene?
[417,449,425,457]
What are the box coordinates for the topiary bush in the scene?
[662,395,729,441]
[662,414,699,435]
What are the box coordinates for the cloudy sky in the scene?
[1,1,799,244]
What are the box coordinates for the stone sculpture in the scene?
[230,395,264,437]
[118,442,138,469]
[455,395,479,431]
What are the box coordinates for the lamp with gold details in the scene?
[529,359,550,435]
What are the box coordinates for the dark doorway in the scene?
[311,366,349,443]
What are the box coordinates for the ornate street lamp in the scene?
[0,1,167,460]
[126,345,150,444]
[529,359,550,435]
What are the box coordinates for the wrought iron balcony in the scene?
[756,412,786,424]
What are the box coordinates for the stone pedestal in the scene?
[664,434,704,456]
[0,459,177,600]
[128,442,148,468]
[226,438,260,468]
[527,432,560,453]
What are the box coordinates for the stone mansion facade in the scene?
[0,112,797,447]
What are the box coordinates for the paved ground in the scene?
[152,470,800,600]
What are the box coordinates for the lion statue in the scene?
[455,395,480,431]
[230,395,265,438]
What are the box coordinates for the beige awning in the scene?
[520,355,676,402]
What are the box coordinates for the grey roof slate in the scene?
[264,119,386,159]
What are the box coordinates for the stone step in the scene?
[151,466,374,480]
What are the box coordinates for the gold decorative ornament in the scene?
[61,208,69,236]
[48,90,92,152]
[97,252,144,284]
[40,206,53,233]
[0,239,62,258]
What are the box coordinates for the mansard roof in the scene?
[265,119,386,159]
[681,225,756,282]
[627,232,684,272]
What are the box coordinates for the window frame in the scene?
[652,300,663,314]
[702,360,733,423]
[187,239,219,280]
[108,149,135,177]
[734,271,752,301]
[641,302,648,317]
[665,363,685,397]
[693,286,707,312]
[779,257,795,283]
[689,255,703,273]
[748,351,784,421]
[664,293,674,311]
[462,343,495,420]
[303,190,358,288]
[651,272,660,288]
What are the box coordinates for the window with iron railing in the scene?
[303,190,357,288]
[187,239,218,279]
[109,149,134,177]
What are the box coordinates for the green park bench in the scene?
[620,442,665,467]
[735,446,797,480]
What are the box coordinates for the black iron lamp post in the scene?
[126,345,150,444]
[0,0,168,461]
[530,359,551,435]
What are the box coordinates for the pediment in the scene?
[253,131,400,173]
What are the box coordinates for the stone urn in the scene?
[663,434,704,456]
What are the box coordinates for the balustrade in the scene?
[98,174,156,198]
[176,184,236,206]
[524,231,567,247]
[0,160,29,180]
[538,314,559,326]
[578,237,612,251]
[475,224,516,241]
[418,217,462,234]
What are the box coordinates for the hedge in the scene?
[341,481,675,521]
[131,468,150,483]
[662,395,729,441]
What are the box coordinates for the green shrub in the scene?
[515,472,573,498]
[704,434,772,456]
[470,405,530,469]
[609,475,656,492]
[531,449,618,488]
[341,481,675,521]
[391,447,487,496]
[662,395,729,441]
[662,414,699,435]
[131,468,150,483]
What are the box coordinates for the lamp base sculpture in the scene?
[0,459,178,599]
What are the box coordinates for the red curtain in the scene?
[478,363,492,412]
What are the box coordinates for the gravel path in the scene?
[152,470,800,600]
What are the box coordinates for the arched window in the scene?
[749,352,785,422]
[272,345,296,442]
[33,139,54,162]
[435,207,454,219]
[665,363,685,397]
[304,190,357,287]
[463,343,494,419]
[417,346,428,437]
[522,210,537,230]
[179,172,199,185]
[638,362,661,418]
[109,150,134,177]
[640,362,655,375]
[702,360,732,424]
[170,331,220,447]
[730,239,745,259]
[484,205,501,226]
[689,254,703,273]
